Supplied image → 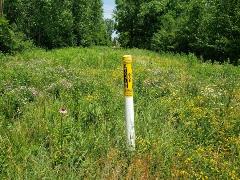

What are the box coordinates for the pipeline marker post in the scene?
[123,55,135,150]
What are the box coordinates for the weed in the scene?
[0,47,239,178]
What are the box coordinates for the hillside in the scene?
[0,47,239,178]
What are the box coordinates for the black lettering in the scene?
[124,64,128,88]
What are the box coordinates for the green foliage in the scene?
[115,0,240,64]
[0,17,13,53]
[72,0,108,46]
[0,17,33,53]
[105,18,115,43]
[115,0,145,48]
[3,0,108,49]
[207,0,240,64]
[0,47,239,178]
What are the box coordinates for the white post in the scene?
[123,55,135,150]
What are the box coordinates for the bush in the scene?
[0,17,34,54]
[151,30,176,52]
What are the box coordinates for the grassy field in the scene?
[0,47,240,179]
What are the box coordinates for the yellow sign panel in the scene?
[123,55,133,97]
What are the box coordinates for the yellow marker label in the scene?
[123,55,133,97]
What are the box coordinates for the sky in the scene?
[103,0,116,19]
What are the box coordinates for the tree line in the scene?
[115,0,240,64]
[0,0,110,53]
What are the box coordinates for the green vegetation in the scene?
[105,18,115,43]
[1,0,109,52]
[1,0,240,64]
[0,47,239,178]
[115,0,240,64]
[0,17,34,53]
[0,0,240,178]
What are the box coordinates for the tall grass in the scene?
[0,47,239,178]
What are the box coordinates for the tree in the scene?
[115,0,239,64]
[0,0,3,16]
[72,0,91,46]
[115,0,145,47]
[105,18,115,42]
[3,0,108,49]
[209,0,240,64]
[72,0,108,47]
[89,0,108,45]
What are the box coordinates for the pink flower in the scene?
[59,108,67,115]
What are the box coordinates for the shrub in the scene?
[0,17,34,54]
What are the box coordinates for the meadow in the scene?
[0,47,239,179]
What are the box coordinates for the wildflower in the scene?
[56,66,68,74]
[46,83,57,92]
[60,79,72,89]
[153,69,161,75]
[59,108,68,115]
[29,87,38,96]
